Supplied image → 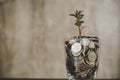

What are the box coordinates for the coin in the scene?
[89,41,95,49]
[88,51,97,62]
[71,42,82,56]
[80,38,90,47]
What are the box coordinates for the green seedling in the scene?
[70,10,87,38]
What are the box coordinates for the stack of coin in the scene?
[85,51,97,67]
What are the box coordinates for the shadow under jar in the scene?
[65,36,99,80]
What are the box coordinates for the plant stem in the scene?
[78,26,81,38]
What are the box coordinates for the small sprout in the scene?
[70,10,84,27]
[70,10,86,38]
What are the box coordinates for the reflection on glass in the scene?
[65,36,99,80]
[65,10,100,80]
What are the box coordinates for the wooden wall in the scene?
[0,0,120,78]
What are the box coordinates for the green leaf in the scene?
[75,10,79,16]
[76,10,78,14]
[70,10,84,27]
[80,21,84,24]
[69,14,76,17]
[80,14,84,19]
[74,22,79,26]
[78,11,82,15]
[74,22,81,26]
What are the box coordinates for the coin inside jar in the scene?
[80,38,91,47]
[87,51,97,65]
[89,41,95,49]
[71,42,82,56]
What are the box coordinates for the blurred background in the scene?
[0,0,120,78]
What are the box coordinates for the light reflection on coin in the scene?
[71,42,82,56]
[80,38,90,46]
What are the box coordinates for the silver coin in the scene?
[71,42,82,56]
[80,38,90,47]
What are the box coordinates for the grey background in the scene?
[0,0,120,78]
